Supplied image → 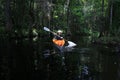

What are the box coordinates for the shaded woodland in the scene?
[0,0,120,38]
[0,0,120,80]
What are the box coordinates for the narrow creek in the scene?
[0,36,119,80]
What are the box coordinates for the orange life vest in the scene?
[52,39,65,46]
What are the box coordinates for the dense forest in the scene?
[0,0,120,39]
[0,0,120,80]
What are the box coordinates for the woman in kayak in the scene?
[52,30,65,47]
[52,30,66,65]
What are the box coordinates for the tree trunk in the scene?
[99,0,105,37]
[67,0,70,33]
[105,0,113,35]
[109,1,113,28]
[5,0,13,33]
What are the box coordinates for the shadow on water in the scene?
[0,36,120,80]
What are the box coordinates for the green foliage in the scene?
[0,0,119,38]
[0,27,5,34]
[0,0,5,29]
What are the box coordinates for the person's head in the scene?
[57,30,63,35]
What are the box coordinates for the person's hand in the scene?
[60,37,63,39]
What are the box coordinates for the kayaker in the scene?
[52,30,66,66]
[52,30,65,47]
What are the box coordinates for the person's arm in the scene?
[57,34,64,40]
[53,33,64,40]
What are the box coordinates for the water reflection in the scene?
[0,36,119,80]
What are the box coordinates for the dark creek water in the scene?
[0,36,120,80]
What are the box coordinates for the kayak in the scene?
[52,38,76,66]
[52,39,66,66]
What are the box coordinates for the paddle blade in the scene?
[43,27,50,32]
[67,41,77,47]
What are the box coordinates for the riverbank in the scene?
[92,37,120,47]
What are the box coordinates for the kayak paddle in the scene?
[44,27,51,32]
